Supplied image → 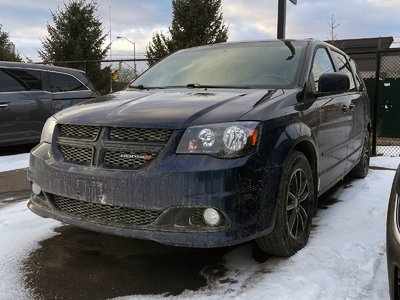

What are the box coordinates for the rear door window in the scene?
[0,68,42,92]
[49,72,88,92]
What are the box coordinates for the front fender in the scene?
[269,121,319,168]
[268,121,319,214]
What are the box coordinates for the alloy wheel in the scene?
[286,168,310,240]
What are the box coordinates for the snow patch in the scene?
[0,153,29,172]
[0,201,60,299]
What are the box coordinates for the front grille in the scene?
[109,127,173,143]
[103,151,158,169]
[51,194,162,226]
[59,145,93,165]
[56,125,173,170]
[60,124,100,140]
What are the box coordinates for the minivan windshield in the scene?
[129,41,307,90]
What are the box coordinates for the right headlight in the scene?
[176,121,261,158]
[40,116,57,144]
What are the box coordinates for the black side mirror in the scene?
[318,73,350,94]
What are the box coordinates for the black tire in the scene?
[349,130,370,179]
[256,151,315,257]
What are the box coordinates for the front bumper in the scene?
[28,142,283,248]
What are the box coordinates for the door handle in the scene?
[349,103,356,110]
[0,103,9,108]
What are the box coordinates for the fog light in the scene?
[32,183,42,196]
[203,208,221,226]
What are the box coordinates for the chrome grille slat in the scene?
[51,194,162,226]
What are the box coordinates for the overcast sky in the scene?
[1,0,400,62]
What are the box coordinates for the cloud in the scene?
[222,1,278,41]
[366,0,399,8]
[2,0,400,61]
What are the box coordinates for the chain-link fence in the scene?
[351,48,400,156]
[107,59,153,92]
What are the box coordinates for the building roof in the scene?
[326,36,394,53]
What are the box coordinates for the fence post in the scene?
[372,39,382,156]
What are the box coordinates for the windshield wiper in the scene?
[129,84,251,90]
[129,85,187,90]
[129,85,172,90]
[186,83,250,89]
[129,84,147,90]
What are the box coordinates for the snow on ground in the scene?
[371,156,400,170]
[0,202,60,299]
[0,155,397,299]
[0,153,29,172]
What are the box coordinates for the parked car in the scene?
[387,164,400,300]
[27,39,370,256]
[0,61,99,146]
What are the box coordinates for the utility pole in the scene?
[116,36,136,78]
[109,5,113,93]
[277,0,297,39]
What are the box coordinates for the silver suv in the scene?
[0,62,99,146]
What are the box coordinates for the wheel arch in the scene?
[292,140,319,215]
[267,122,320,213]
[271,122,319,183]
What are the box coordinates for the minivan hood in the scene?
[55,89,283,129]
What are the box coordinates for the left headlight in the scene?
[176,121,261,158]
[40,116,57,144]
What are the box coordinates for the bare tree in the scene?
[327,14,340,42]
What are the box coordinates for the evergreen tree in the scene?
[39,0,110,94]
[146,0,228,64]
[0,25,21,61]
[146,32,174,66]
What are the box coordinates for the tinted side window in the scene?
[349,59,364,91]
[0,68,42,92]
[330,51,356,91]
[311,48,335,92]
[49,72,88,92]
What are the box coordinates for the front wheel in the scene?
[256,151,315,257]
